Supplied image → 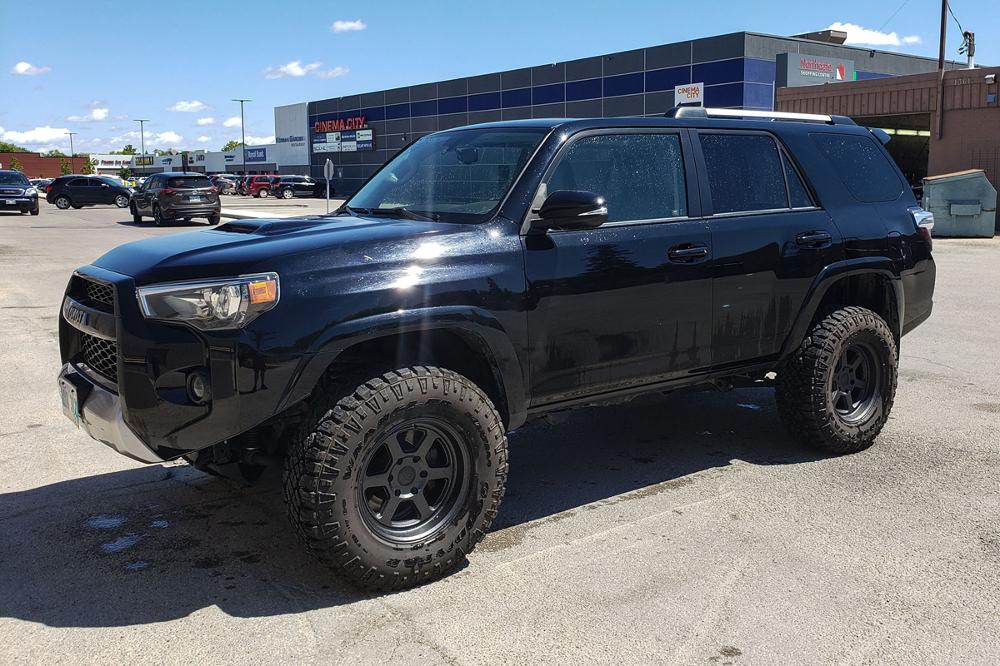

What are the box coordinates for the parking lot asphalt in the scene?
[0,202,998,665]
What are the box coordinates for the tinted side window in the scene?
[782,152,813,208]
[546,133,687,223]
[68,178,87,187]
[699,133,787,214]
[811,133,903,202]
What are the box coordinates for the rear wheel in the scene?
[152,204,167,226]
[258,188,269,198]
[281,188,293,199]
[54,196,71,210]
[776,306,897,454]
[207,215,220,225]
[284,366,508,591]
[114,194,129,208]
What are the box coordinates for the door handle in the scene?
[668,244,709,262]
[795,230,833,249]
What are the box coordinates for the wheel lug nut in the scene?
[394,489,400,496]
[420,471,428,478]
[413,456,420,463]
[411,488,418,494]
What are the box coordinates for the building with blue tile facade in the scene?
[308,31,960,194]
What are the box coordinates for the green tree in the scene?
[221,139,242,152]
[47,149,67,157]
[110,144,136,155]
[0,141,29,152]
[60,158,72,175]
[80,159,97,175]
[118,166,133,179]
[9,156,24,172]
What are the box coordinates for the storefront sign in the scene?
[136,156,153,166]
[314,128,375,153]
[312,116,366,133]
[674,82,704,106]
[246,147,267,162]
[776,53,855,88]
[277,135,306,145]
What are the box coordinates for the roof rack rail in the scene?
[664,106,856,125]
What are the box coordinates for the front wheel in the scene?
[283,366,508,591]
[130,204,142,224]
[776,306,897,454]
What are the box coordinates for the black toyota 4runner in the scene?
[57,109,936,589]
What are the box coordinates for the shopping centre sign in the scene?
[776,53,855,87]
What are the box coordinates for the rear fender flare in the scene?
[779,258,903,360]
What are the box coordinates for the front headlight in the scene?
[136,273,279,330]
[25,187,37,196]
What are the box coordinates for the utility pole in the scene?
[66,132,77,171]
[135,119,149,175]
[233,98,251,175]
[935,0,948,138]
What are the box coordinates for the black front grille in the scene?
[82,333,118,382]
[85,280,115,308]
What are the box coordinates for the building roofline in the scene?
[742,30,970,67]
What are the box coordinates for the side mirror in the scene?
[532,190,608,231]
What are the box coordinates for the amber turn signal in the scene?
[248,279,278,304]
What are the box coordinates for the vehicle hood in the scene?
[92,215,479,285]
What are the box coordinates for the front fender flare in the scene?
[778,257,903,360]
[277,306,527,429]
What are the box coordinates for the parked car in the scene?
[247,175,279,198]
[272,175,321,199]
[57,110,936,591]
[210,175,239,195]
[0,170,40,215]
[237,175,251,196]
[310,177,333,198]
[128,172,221,225]
[45,175,131,210]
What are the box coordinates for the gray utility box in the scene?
[922,169,997,238]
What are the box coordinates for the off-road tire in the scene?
[776,306,897,454]
[283,366,508,591]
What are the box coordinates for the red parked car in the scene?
[246,175,279,198]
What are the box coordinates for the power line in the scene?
[878,0,913,32]
[946,2,965,34]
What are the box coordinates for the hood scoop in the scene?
[214,216,332,236]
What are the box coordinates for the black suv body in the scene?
[57,111,935,589]
[129,172,221,225]
[46,175,132,210]
[273,175,322,199]
[0,170,40,215]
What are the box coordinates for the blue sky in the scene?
[0,0,993,154]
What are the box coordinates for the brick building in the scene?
[0,153,91,178]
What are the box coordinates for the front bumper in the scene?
[0,196,37,212]
[58,363,164,463]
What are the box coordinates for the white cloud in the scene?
[2,125,71,144]
[154,131,182,144]
[67,108,110,122]
[196,116,215,126]
[264,60,320,79]
[223,116,242,128]
[10,61,51,76]
[331,19,366,33]
[245,135,275,145]
[110,130,141,143]
[317,66,350,79]
[828,22,922,48]
[264,60,349,80]
[197,135,211,143]
[170,100,207,112]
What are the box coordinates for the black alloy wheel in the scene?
[829,341,882,424]
[357,418,470,543]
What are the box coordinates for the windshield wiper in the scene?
[338,206,438,221]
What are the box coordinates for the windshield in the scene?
[0,172,30,187]
[346,127,548,222]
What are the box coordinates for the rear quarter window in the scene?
[811,133,903,203]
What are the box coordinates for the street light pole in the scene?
[66,132,77,171]
[233,98,251,175]
[135,119,149,175]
